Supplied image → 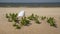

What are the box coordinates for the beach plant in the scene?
[6,13,9,18]
[34,15,40,24]
[34,19,40,24]
[8,18,13,22]
[6,13,12,22]
[10,13,18,22]
[28,13,35,20]
[6,13,57,29]
[16,25,21,29]
[13,23,17,27]
[6,13,18,22]
[47,17,56,27]
[20,17,30,26]
[6,13,21,29]
[41,16,46,20]
[34,15,39,19]
[28,14,40,24]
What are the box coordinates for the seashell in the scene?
[17,10,25,17]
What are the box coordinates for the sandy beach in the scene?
[0,7,60,34]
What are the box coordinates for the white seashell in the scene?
[17,10,25,17]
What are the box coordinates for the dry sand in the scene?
[0,7,60,34]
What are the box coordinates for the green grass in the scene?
[28,13,35,20]
[13,23,17,27]
[47,17,56,27]
[16,25,21,29]
[21,17,30,26]
[6,13,10,18]
[6,13,57,29]
[6,13,21,29]
[6,13,18,22]
[41,16,46,20]
[28,14,40,24]
[34,15,40,24]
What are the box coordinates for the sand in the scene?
[0,7,60,34]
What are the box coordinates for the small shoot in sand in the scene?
[28,13,35,20]
[6,13,18,22]
[41,16,46,20]
[13,23,17,27]
[16,25,21,29]
[47,17,57,27]
[20,17,30,26]
[28,14,40,24]
[6,13,21,29]
[6,13,9,18]
[34,15,40,24]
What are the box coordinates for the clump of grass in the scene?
[6,13,57,29]
[41,16,46,20]
[34,19,40,24]
[13,23,17,27]
[8,18,13,22]
[28,14,40,24]
[16,25,21,29]
[6,13,12,22]
[6,13,18,22]
[6,13,21,29]
[21,17,30,26]
[10,13,18,22]
[47,17,56,27]
[6,13,9,18]
[34,15,40,24]
[28,14,35,20]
